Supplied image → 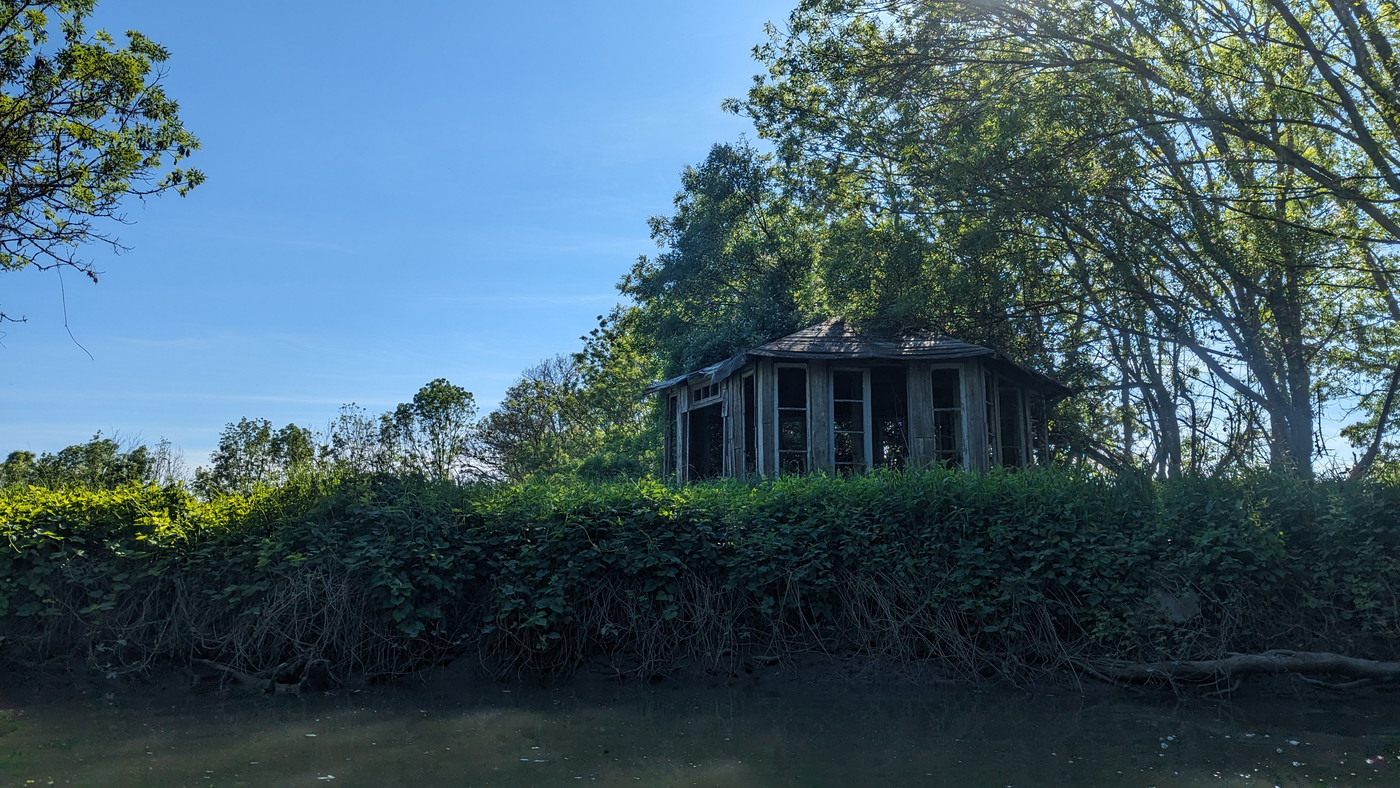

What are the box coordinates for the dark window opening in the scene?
[931,368,963,468]
[871,367,908,469]
[743,374,757,475]
[777,366,808,474]
[985,372,998,467]
[1027,393,1046,465]
[832,369,866,475]
[687,403,724,480]
[998,387,1024,469]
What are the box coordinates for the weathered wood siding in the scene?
[676,384,689,481]
[906,359,934,467]
[808,360,830,473]
[757,359,776,476]
[723,375,741,477]
[965,359,990,472]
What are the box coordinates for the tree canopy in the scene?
[192,379,486,494]
[620,141,821,378]
[193,418,314,496]
[1,432,181,488]
[704,0,1400,477]
[0,0,202,322]
[480,309,662,482]
[381,378,481,483]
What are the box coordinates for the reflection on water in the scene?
[1,669,1397,787]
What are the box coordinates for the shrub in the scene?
[2,468,1397,683]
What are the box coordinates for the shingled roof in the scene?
[742,320,993,359]
[645,320,1071,397]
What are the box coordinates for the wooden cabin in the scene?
[645,321,1071,481]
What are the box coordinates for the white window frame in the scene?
[996,383,1028,469]
[775,363,811,475]
[690,380,721,407]
[930,364,967,470]
[830,367,873,473]
[740,371,757,476]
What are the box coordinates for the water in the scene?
[1,669,1397,786]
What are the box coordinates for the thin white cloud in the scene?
[103,335,211,349]
[0,388,391,407]
[104,331,363,356]
[272,237,359,253]
[431,293,619,306]
[536,236,654,254]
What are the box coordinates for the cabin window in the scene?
[777,366,809,474]
[743,373,757,475]
[871,367,908,469]
[985,371,998,467]
[691,382,720,404]
[998,386,1025,469]
[1027,393,1046,465]
[832,369,868,475]
[930,367,963,468]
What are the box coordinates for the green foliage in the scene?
[2,468,1397,681]
[716,0,1400,477]
[0,433,158,489]
[382,378,480,483]
[0,0,202,321]
[191,378,485,495]
[0,473,484,677]
[482,309,662,483]
[193,418,315,496]
[572,308,664,480]
[621,142,822,378]
[479,355,589,480]
[320,403,394,474]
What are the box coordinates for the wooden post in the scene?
[907,360,933,468]
[723,376,740,478]
[757,360,776,476]
[808,360,831,473]
[677,385,690,482]
[966,360,990,472]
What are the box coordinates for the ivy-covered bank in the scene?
[2,469,1398,686]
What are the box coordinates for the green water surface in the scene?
[1,672,1396,786]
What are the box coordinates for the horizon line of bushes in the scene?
[2,466,1397,685]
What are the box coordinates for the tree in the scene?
[382,378,481,483]
[319,403,395,474]
[0,431,156,488]
[571,307,664,480]
[621,141,822,377]
[147,436,186,485]
[735,0,1400,477]
[0,449,35,485]
[479,355,588,481]
[194,418,315,496]
[479,310,664,482]
[0,0,202,322]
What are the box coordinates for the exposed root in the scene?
[1297,675,1377,691]
[1078,650,1400,686]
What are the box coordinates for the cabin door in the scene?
[686,403,724,480]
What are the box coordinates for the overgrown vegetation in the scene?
[3,468,1396,685]
[8,0,1400,693]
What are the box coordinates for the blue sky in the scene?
[0,1,793,466]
